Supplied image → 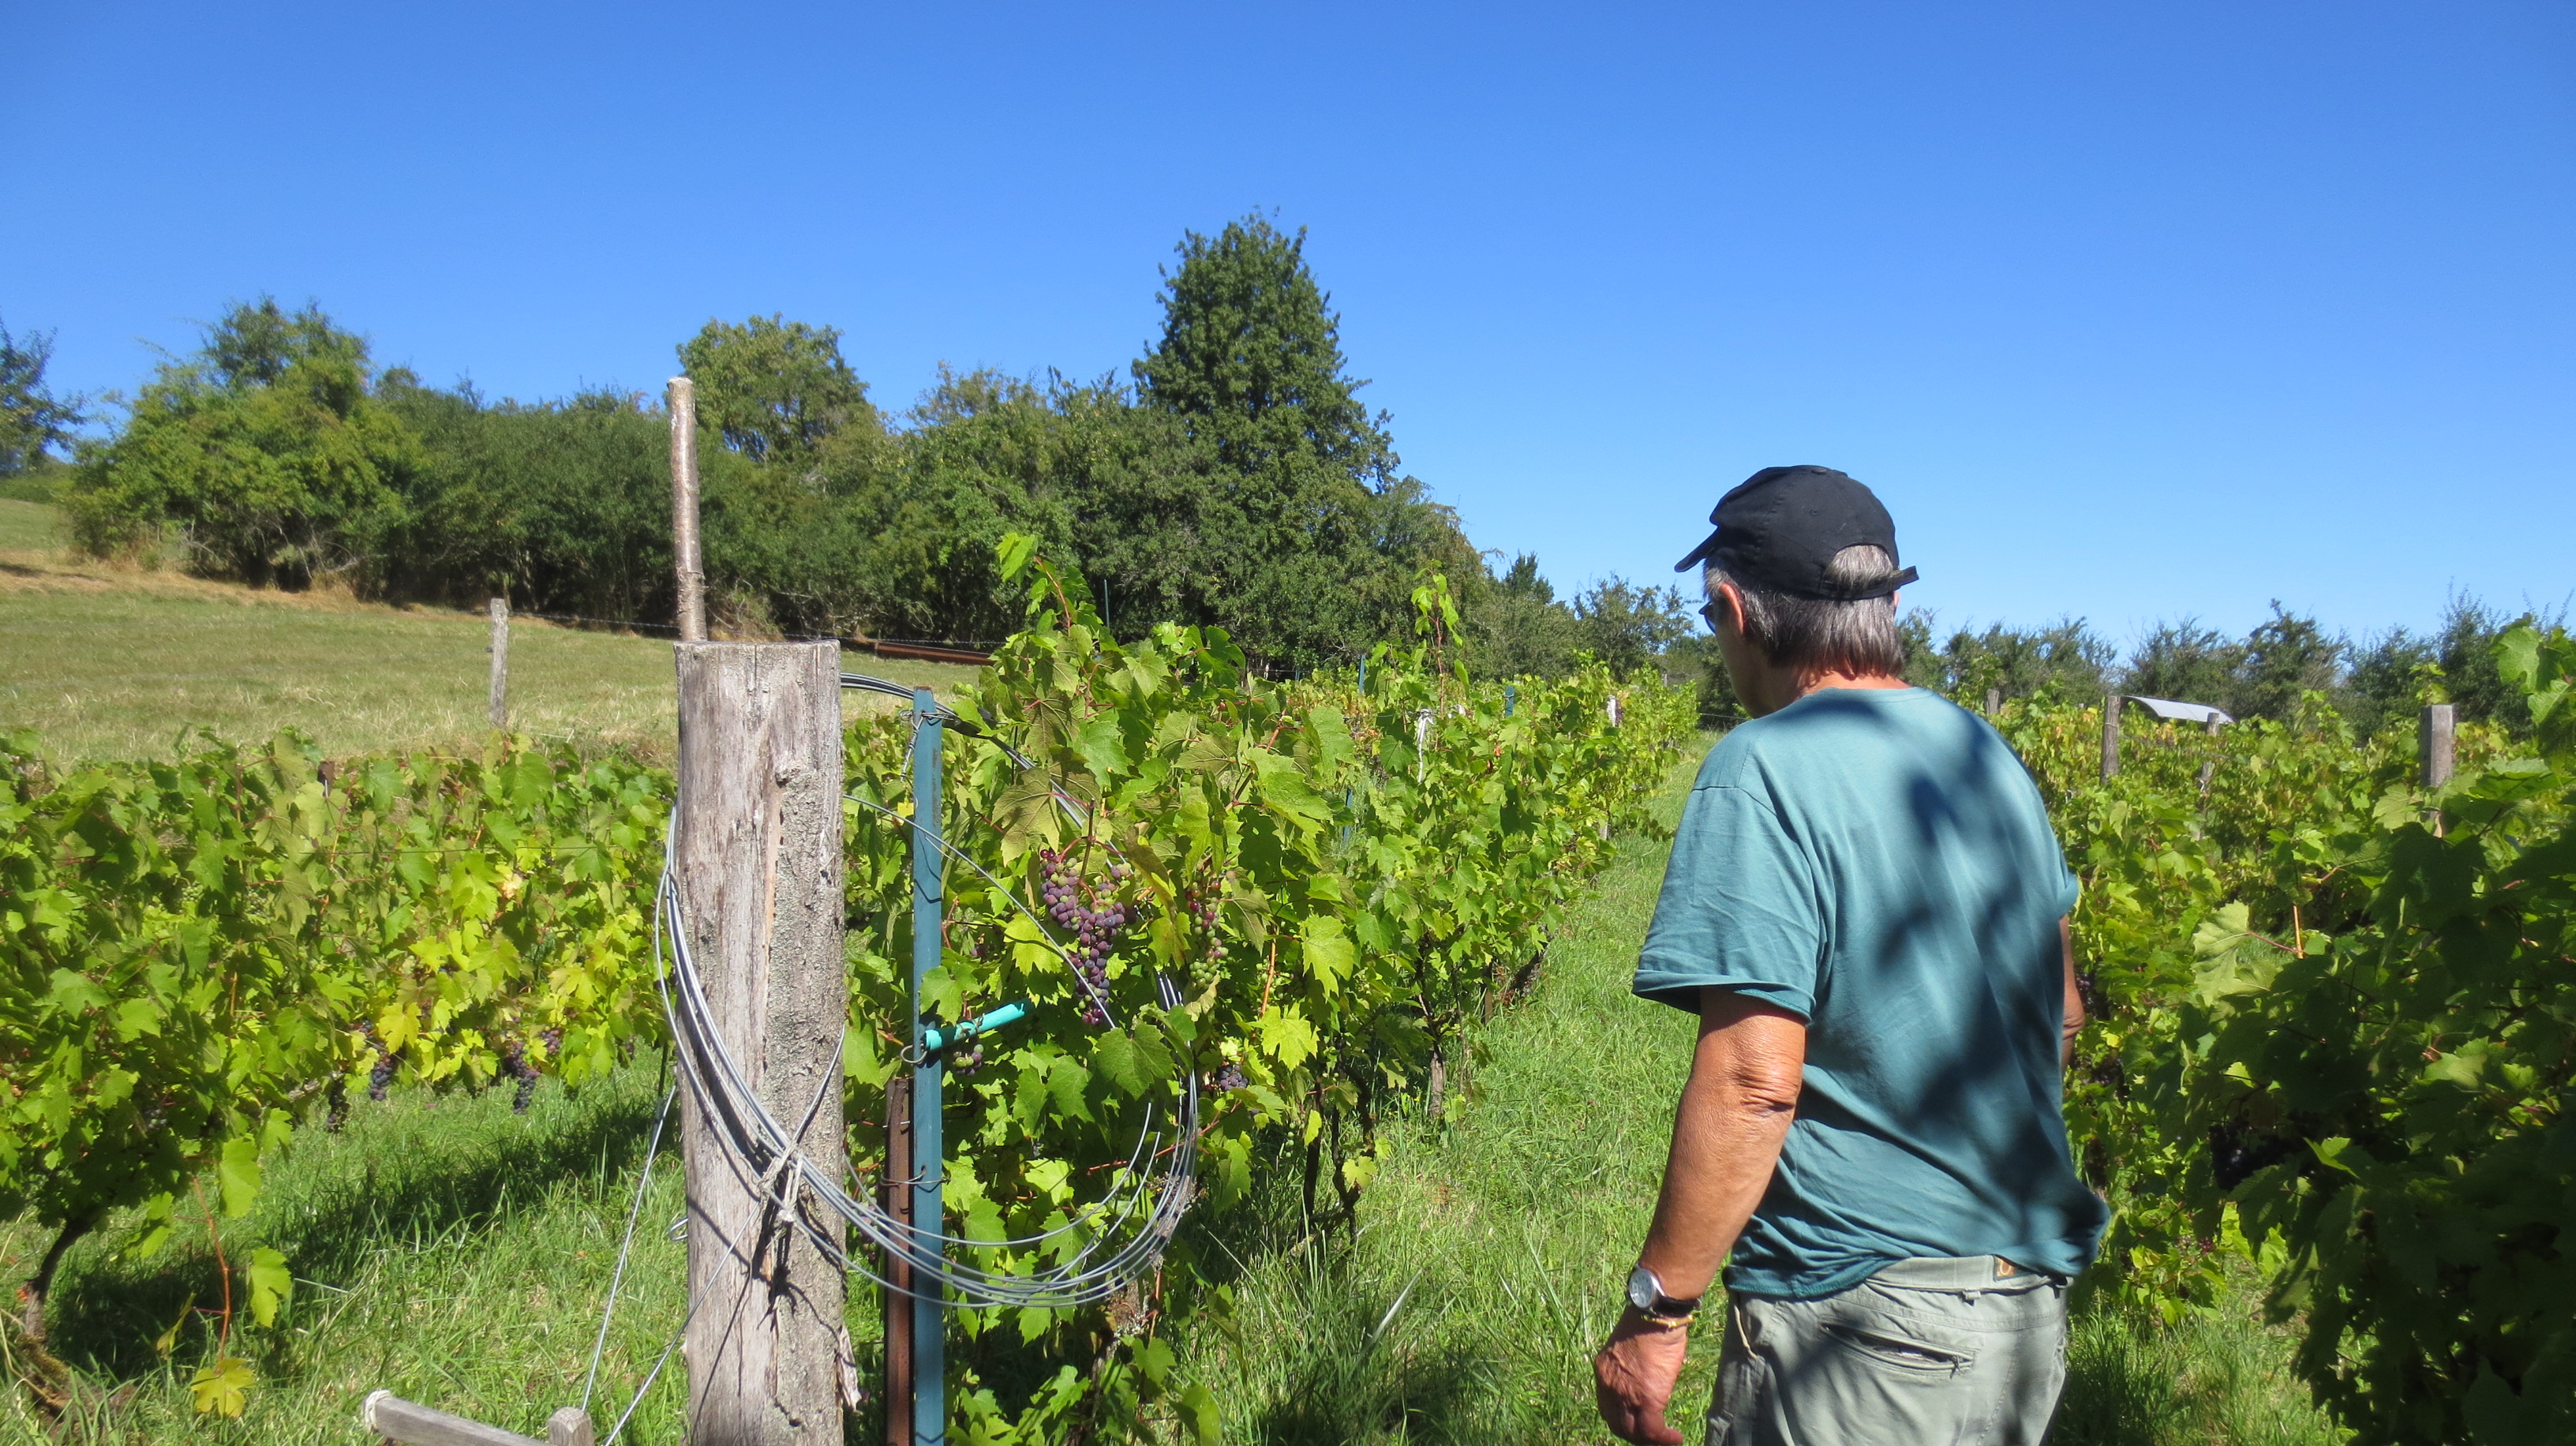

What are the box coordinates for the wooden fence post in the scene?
[488,598,511,729]
[2420,703,2456,789]
[672,640,846,1446]
[671,377,708,643]
[1985,687,2002,718]
[2099,695,2122,780]
[2197,713,2222,797]
[2421,703,2456,836]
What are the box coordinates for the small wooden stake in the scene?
[361,1391,592,1446]
[2197,713,2222,797]
[2099,694,2122,780]
[671,377,708,643]
[672,641,847,1446]
[1985,686,2002,717]
[487,598,511,729]
[883,1072,914,1446]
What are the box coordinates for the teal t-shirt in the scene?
[1634,686,2107,1299]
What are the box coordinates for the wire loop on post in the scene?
[643,679,1198,1309]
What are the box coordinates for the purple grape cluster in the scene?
[1039,848,1132,1025]
[500,1039,540,1113]
[1212,1062,1248,1093]
[361,1022,396,1102]
[324,1076,350,1133]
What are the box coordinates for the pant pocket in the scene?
[1820,1317,1979,1377]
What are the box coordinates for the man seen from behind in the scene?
[1592,466,2106,1446]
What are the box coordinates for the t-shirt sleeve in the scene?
[1632,781,1825,1019]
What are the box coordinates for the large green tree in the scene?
[69,299,418,587]
[1134,215,1395,481]
[679,314,882,473]
[1126,213,1464,671]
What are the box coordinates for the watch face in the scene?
[1627,1264,1659,1313]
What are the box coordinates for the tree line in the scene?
[3,213,2551,724]
[21,217,1681,680]
[1866,595,2551,739]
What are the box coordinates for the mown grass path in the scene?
[1186,744,1714,1441]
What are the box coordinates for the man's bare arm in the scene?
[1594,989,1805,1444]
[1638,988,1807,1299]
[2061,916,2084,1069]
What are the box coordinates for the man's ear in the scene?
[1713,581,1750,639]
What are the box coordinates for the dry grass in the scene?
[0,500,977,765]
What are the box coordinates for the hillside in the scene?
[0,500,975,765]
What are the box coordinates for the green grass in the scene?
[0,499,62,551]
[2058,1294,2349,1446]
[0,500,977,764]
[0,738,2346,1444]
[2,1065,701,1445]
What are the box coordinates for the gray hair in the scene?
[1705,545,1907,676]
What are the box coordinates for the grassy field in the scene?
[1,742,2345,1444]
[0,500,975,765]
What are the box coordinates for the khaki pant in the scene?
[1706,1257,2070,1446]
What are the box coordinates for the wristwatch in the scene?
[1625,1264,1702,1327]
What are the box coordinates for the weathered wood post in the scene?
[671,376,708,643]
[2099,694,2123,780]
[2421,702,2456,837]
[672,640,847,1446]
[1985,686,2002,718]
[488,598,511,729]
[2420,703,2457,789]
[2197,713,2222,797]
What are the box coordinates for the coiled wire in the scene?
[646,673,1198,1309]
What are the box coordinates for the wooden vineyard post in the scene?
[2099,694,2123,780]
[2421,702,2456,836]
[1985,686,2002,718]
[671,376,708,642]
[2421,703,2457,789]
[2197,713,2223,797]
[672,640,847,1446]
[488,598,511,729]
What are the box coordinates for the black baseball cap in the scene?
[1672,465,1919,600]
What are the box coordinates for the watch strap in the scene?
[1626,1264,1702,1325]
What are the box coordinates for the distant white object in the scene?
[2125,695,2233,726]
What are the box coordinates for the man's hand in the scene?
[1593,1311,1691,1445]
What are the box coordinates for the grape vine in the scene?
[0,539,1694,1437]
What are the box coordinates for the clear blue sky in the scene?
[13,1,2572,651]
